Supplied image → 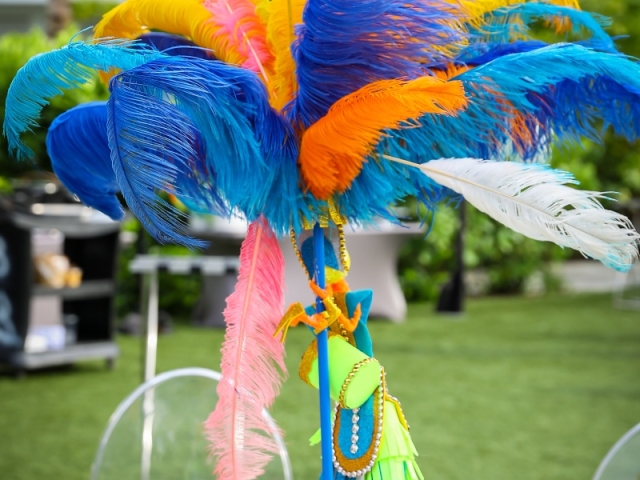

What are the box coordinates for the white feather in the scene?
[384,155,640,272]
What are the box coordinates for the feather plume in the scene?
[203,0,273,79]
[206,219,287,480]
[108,68,216,248]
[449,38,619,69]
[446,0,581,25]
[105,55,310,241]
[385,156,639,271]
[377,44,640,170]
[46,102,123,220]
[290,0,467,127]
[299,77,468,199]
[254,0,305,110]
[470,3,613,47]
[94,0,245,77]
[3,39,163,160]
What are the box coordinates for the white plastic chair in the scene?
[91,368,293,480]
[593,423,640,480]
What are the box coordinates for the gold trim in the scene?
[298,338,318,387]
[338,357,377,408]
[333,375,385,473]
[336,223,350,273]
[290,229,310,278]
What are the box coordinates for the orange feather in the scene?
[299,77,468,199]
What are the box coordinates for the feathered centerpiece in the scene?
[4,0,640,479]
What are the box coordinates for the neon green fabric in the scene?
[366,400,424,480]
[306,335,381,408]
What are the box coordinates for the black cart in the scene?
[0,204,120,377]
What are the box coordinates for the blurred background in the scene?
[0,1,638,480]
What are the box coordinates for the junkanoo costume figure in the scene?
[277,226,421,480]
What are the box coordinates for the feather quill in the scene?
[46,102,123,220]
[3,39,163,160]
[203,0,273,79]
[290,0,467,127]
[385,156,640,271]
[299,77,468,199]
[206,219,287,480]
[254,0,305,110]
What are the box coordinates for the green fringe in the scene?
[366,400,424,480]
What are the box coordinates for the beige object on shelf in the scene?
[34,253,69,288]
[65,266,83,288]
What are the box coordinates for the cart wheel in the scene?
[106,358,115,370]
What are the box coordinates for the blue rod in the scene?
[314,223,333,480]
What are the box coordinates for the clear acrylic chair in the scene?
[91,368,293,480]
[593,423,640,480]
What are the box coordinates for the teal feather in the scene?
[472,3,614,48]
[3,39,164,161]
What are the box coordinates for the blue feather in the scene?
[375,44,640,170]
[289,0,467,128]
[341,44,640,223]
[136,33,216,60]
[107,56,314,245]
[46,102,124,220]
[3,39,164,160]
[470,3,615,49]
[450,39,620,68]
[108,73,212,248]
[453,44,640,152]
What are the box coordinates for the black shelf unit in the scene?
[0,207,121,376]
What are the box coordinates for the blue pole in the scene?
[314,223,333,480]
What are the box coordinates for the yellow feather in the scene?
[255,0,306,111]
[94,0,245,82]
[299,77,468,199]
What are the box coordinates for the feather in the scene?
[385,156,640,271]
[46,102,123,220]
[450,39,619,68]
[445,0,581,25]
[108,68,215,248]
[105,55,311,241]
[254,0,305,110]
[299,77,468,199]
[205,218,287,480]
[470,3,614,47]
[290,0,467,127]
[136,32,216,60]
[3,39,163,160]
[93,0,245,75]
[452,44,640,155]
[203,0,273,79]
[377,44,640,169]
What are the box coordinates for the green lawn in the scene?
[0,293,639,480]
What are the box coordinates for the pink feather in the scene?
[205,218,287,480]
[204,0,273,79]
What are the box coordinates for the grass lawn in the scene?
[0,293,639,480]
